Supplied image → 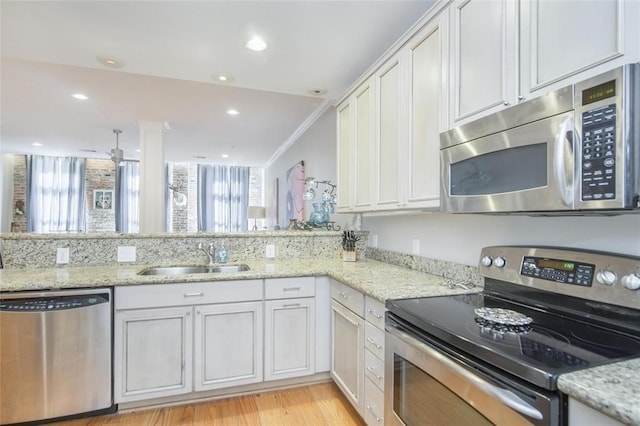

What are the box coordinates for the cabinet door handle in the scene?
[338,291,349,299]
[283,286,301,291]
[503,100,510,106]
[367,308,382,319]
[196,309,201,314]
[366,366,382,380]
[183,292,204,297]
[366,405,382,422]
[282,303,301,308]
[367,337,383,350]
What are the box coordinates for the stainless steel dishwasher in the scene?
[0,288,114,425]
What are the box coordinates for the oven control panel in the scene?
[520,256,595,286]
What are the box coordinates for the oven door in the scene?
[440,111,576,213]
[385,317,561,426]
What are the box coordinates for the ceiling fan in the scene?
[109,129,138,163]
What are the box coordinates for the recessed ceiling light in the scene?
[32,142,43,147]
[246,36,267,51]
[221,154,229,158]
[96,56,124,68]
[193,155,206,159]
[136,149,141,153]
[309,87,328,96]
[212,73,234,83]
[72,93,89,100]
[227,109,239,116]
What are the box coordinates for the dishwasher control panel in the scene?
[0,294,109,311]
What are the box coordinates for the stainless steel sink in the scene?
[138,264,250,276]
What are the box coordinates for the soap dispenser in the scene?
[217,243,228,264]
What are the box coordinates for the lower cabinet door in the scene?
[193,301,263,391]
[114,307,193,403]
[331,299,364,414]
[264,298,315,381]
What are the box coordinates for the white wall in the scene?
[265,108,354,230]
[364,212,640,266]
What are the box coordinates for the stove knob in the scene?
[481,256,493,267]
[621,273,640,290]
[596,270,617,286]
[493,257,506,268]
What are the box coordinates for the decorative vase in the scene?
[309,203,329,226]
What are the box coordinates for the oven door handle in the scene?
[389,324,544,421]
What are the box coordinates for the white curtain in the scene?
[116,161,139,233]
[26,155,86,233]
[197,165,249,232]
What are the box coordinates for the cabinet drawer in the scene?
[330,279,365,317]
[364,349,384,391]
[115,280,263,310]
[364,321,385,361]
[364,376,384,425]
[265,277,315,300]
[365,296,386,330]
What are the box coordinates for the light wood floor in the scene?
[52,382,365,426]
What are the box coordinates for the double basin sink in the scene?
[139,264,250,276]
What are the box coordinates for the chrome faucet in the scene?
[197,242,216,266]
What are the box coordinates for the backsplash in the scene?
[0,231,369,269]
[366,247,483,287]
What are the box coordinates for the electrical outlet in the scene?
[412,239,420,255]
[370,234,378,248]
[56,247,69,264]
[117,246,136,262]
[265,244,275,259]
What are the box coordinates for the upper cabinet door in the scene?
[449,0,518,125]
[406,11,448,209]
[376,57,404,208]
[353,79,375,210]
[336,101,354,212]
[521,0,639,97]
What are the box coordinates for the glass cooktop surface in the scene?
[386,292,640,390]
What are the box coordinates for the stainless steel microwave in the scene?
[440,64,639,214]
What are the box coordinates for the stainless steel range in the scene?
[385,246,640,425]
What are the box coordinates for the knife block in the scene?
[342,250,356,262]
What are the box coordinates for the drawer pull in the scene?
[338,291,349,299]
[367,337,383,350]
[367,308,383,319]
[366,366,382,380]
[283,286,301,291]
[366,405,382,422]
[282,303,301,308]
[183,292,204,297]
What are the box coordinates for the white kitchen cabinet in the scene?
[264,277,316,381]
[568,397,623,426]
[264,298,315,381]
[449,0,640,127]
[330,279,387,425]
[375,56,404,209]
[449,0,518,125]
[194,301,263,391]
[404,11,448,210]
[114,307,193,402]
[520,0,639,98]
[114,280,263,403]
[336,77,375,213]
[331,298,365,414]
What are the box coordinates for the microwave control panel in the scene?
[520,256,595,287]
[581,103,616,201]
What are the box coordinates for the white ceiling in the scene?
[1,0,435,167]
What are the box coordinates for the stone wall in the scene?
[85,158,117,232]
[10,156,27,233]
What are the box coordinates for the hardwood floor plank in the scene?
[51,382,364,426]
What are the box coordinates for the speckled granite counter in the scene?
[558,358,640,425]
[0,258,479,300]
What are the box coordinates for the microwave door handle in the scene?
[553,115,575,206]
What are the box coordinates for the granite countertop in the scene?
[558,358,640,425]
[0,258,479,301]
[1,258,637,424]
